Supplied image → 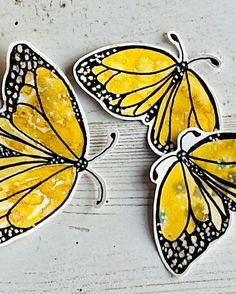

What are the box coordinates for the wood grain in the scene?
[0,0,236,293]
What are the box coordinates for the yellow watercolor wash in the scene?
[153,72,217,146]
[36,68,85,158]
[160,163,212,242]
[0,43,89,245]
[9,166,76,228]
[78,44,220,153]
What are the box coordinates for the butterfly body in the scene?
[74,33,221,154]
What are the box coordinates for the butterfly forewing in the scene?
[188,132,236,208]
[3,43,87,160]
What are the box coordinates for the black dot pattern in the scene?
[0,144,21,158]
[157,217,229,275]
[0,226,28,245]
[75,46,126,117]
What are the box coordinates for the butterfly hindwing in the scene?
[150,69,220,153]
[151,129,236,275]
[0,149,77,245]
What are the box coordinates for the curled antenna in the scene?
[86,129,118,208]
[167,32,185,61]
[88,130,118,163]
[188,56,222,68]
[86,168,107,207]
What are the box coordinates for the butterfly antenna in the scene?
[88,130,118,163]
[85,130,118,208]
[167,32,185,61]
[188,56,222,68]
[86,168,107,207]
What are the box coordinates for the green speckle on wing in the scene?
[218,158,235,169]
[218,158,226,168]
[160,210,166,225]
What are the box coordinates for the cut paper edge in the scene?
[73,32,222,156]
[150,128,235,276]
[0,41,108,246]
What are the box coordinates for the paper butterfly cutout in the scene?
[150,128,236,275]
[0,42,117,246]
[74,32,221,155]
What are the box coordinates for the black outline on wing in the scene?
[150,68,220,154]
[155,155,230,275]
[0,119,53,159]
[0,163,77,245]
[185,69,220,131]
[150,79,182,153]
[75,45,220,155]
[0,42,88,245]
[74,45,177,120]
[3,43,87,160]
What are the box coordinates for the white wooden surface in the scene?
[0,0,236,293]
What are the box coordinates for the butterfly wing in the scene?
[74,45,177,119]
[151,130,236,275]
[0,42,88,245]
[3,42,88,160]
[0,148,76,245]
[74,45,176,148]
[188,131,236,206]
[150,69,220,153]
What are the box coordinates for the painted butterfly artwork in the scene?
[74,32,221,155]
[151,128,236,275]
[0,42,116,246]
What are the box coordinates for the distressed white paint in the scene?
[0,0,236,293]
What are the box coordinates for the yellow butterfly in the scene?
[0,42,116,246]
[74,32,221,155]
[151,128,236,275]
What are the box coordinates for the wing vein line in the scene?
[187,166,225,219]
[167,79,183,142]
[6,164,73,224]
[156,82,178,142]
[0,163,47,202]
[0,125,52,158]
[101,63,176,75]
[185,71,202,129]
[117,69,175,99]
[132,72,175,115]
[179,161,192,235]
[0,162,47,185]
[33,74,79,160]
[188,155,236,165]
